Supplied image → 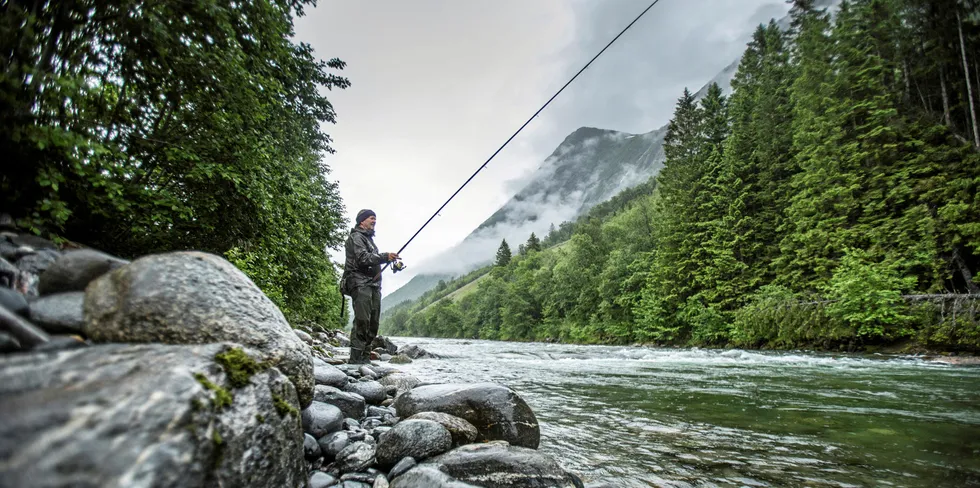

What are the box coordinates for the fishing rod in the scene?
[374,0,664,278]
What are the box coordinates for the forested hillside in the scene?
[0,0,348,327]
[382,0,980,351]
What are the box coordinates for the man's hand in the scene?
[387,252,399,262]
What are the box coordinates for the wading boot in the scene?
[348,348,368,365]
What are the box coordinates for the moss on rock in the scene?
[194,373,233,410]
[272,394,298,418]
[214,347,267,388]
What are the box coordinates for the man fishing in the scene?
[343,209,398,364]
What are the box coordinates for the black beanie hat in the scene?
[356,209,376,225]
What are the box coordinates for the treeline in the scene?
[1,0,349,327]
[382,0,980,351]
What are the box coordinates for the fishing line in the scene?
[379,0,664,275]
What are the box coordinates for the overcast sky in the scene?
[293,0,790,294]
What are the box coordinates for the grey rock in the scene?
[396,344,434,359]
[310,471,339,488]
[0,287,28,317]
[14,249,58,275]
[341,481,371,488]
[314,385,366,420]
[335,331,351,347]
[7,233,57,250]
[305,433,323,461]
[0,240,17,261]
[376,419,452,468]
[372,426,392,438]
[344,418,362,430]
[37,249,128,295]
[83,251,314,407]
[389,354,413,364]
[0,302,50,348]
[315,364,350,388]
[28,291,84,334]
[367,406,393,418]
[389,466,478,488]
[378,373,421,398]
[374,475,390,488]
[342,472,379,483]
[302,401,345,438]
[0,256,18,288]
[371,335,399,355]
[318,430,351,459]
[388,456,416,480]
[407,412,478,447]
[394,383,540,449]
[583,483,618,488]
[0,343,305,487]
[31,334,87,352]
[422,441,582,488]
[295,328,314,344]
[0,331,20,352]
[344,380,386,405]
[359,365,380,379]
[362,418,382,430]
[335,441,376,474]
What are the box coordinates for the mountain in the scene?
[382,125,667,311]
[381,2,845,312]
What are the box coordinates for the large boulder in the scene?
[0,343,305,488]
[393,383,540,449]
[420,441,583,488]
[376,419,453,468]
[83,251,314,406]
[38,249,128,296]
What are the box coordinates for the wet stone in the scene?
[302,401,344,438]
[305,433,322,461]
[335,441,376,474]
[388,456,416,480]
[310,471,338,488]
[318,430,351,459]
[28,291,84,335]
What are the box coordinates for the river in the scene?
[385,337,980,487]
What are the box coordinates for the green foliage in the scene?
[380,0,980,352]
[1,0,348,328]
[823,248,917,340]
[494,239,512,267]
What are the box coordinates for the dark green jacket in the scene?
[342,227,389,294]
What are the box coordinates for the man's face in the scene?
[360,215,377,231]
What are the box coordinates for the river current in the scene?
[385,337,980,487]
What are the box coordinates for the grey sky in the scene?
[293,0,789,293]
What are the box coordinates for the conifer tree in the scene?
[526,232,542,253]
[495,239,512,267]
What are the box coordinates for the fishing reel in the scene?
[390,258,407,273]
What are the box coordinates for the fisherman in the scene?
[342,209,398,364]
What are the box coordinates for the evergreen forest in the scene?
[382,0,980,351]
[1,0,349,327]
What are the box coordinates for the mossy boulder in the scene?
[0,343,305,487]
[83,251,314,407]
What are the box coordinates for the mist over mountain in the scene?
[381,1,839,312]
[382,125,666,310]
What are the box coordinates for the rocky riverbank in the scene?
[0,225,591,487]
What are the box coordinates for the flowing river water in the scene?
[386,337,980,487]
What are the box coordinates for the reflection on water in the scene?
[388,338,980,487]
